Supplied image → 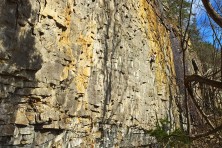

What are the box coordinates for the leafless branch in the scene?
[185,74,222,89]
[201,0,222,28]
[190,124,222,140]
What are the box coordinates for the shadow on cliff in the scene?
[0,0,43,146]
[1,0,42,69]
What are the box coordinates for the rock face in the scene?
[0,0,180,147]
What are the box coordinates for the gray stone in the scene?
[19,126,34,135]
[0,0,183,147]
[0,125,15,136]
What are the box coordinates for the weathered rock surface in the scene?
[0,0,180,147]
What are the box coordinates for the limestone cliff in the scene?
[0,0,180,147]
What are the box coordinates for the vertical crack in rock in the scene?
[102,0,120,122]
[100,1,119,147]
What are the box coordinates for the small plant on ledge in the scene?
[147,118,190,147]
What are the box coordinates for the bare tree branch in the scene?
[207,15,222,47]
[201,0,222,28]
[190,124,222,140]
[185,76,222,141]
[186,85,215,129]
[185,75,222,89]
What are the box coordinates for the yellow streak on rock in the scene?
[58,2,76,81]
[54,1,95,95]
[139,0,177,95]
[74,30,95,94]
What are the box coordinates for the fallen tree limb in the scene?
[190,124,222,140]
[186,86,215,129]
[184,74,222,140]
[185,75,222,89]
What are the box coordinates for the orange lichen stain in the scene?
[94,131,102,138]
[26,112,35,122]
[139,0,161,55]
[138,0,177,95]
[65,117,72,124]
[74,32,94,94]
[58,3,77,81]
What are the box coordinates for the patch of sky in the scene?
[190,0,222,45]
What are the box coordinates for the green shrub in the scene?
[148,118,190,147]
